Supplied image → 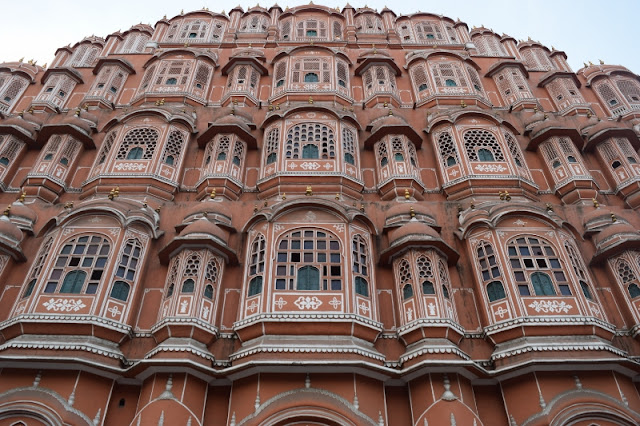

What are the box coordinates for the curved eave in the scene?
[93,57,136,75]
[484,60,529,79]
[405,53,481,71]
[354,57,402,76]
[158,236,238,265]
[272,46,352,65]
[527,126,583,151]
[0,67,38,84]
[379,235,459,266]
[584,67,640,87]
[220,57,268,76]
[591,236,640,265]
[584,126,640,152]
[55,204,162,239]
[0,123,38,146]
[424,109,520,135]
[364,123,422,149]
[0,242,26,262]
[142,49,218,69]
[41,67,84,85]
[261,105,362,131]
[279,6,345,19]
[537,71,581,89]
[102,108,196,133]
[549,50,568,60]
[197,122,257,149]
[37,124,95,149]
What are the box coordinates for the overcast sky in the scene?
[1,1,638,74]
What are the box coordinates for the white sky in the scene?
[0,0,638,74]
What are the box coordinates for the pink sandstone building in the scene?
[0,4,640,425]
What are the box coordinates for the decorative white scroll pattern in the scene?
[474,164,507,173]
[43,298,86,312]
[528,300,573,314]
[114,162,146,171]
[294,296,323,310]
[299,162,321,170]
[107,305,122,318]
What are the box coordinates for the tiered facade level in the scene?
[1,5,640,426]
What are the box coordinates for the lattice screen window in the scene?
[466,66,484,94]
[59,138,81,167]
[280,19,292,40]
[44,235,111,295]
[333,21,343,39]
[285,123,335,159]
[192,62,212,97]
[36,74,77,107]
[116,128,159,160]
[164,258,179,298]
[0,135,24,168]
[411,64,430,95]
[239,15,269,32]
[407,142,419,169]
[96,131,117,166]
[557,137,582,166]
[342,127,356,165]
[118,32,150,53]
[364,65,397,99]
[273,61,287,89]
[355,15,384,33]
[445,25,458,43]
[377,140,388,167]
[40,135,62,161]
[473,35,506,56]
[179,19,210,42]
[431,62,468,88]
[247,234,266,296]
[336,60,349,89]
[292,58,331,84]
[615,78,640,104]
[227,65,258,97]
[0,73,9,90]
[414,21,444,42]
[398,258,414,300]
[274,229,343,291]
[204,258,220,300]
[521,48,553,71]
[110,238,143,302]
[564,241,594,300]
[504,131,529,173]
[595,81,624,113]
[615,256,640,299]
[0,75,28,112]
[352,235,370,297]
[508,236,570,297]
[417,255,435,296]
[438,260,451,299]
[232,139,245,166]
[597,137,640,175]
[91,65,127,101]
[463,129,504,162]
[161,129,186,166]
[265,127,280,165]
[296,19,327,39]
[154,60,192,87]
[139,65,157,93]
[396,23,414,42]
[437,131,459,168]
[22,237,54,298]
[546,78,585,110]
[66,44,101,67]
[475,241,506,302]
[180,253,201,294]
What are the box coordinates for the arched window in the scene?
[247,234,266,296]
[181,278,195,293]
[265,128,279,166]
[565,241,595,301]
[304,73,319,83]
[464,130,505,162]
[44,235,110,295]
[437,131,459,169]
[117,128,159,160]
[352,235,371,297]
[127,147,144,159]
[161,130,186,167]
[403,284,414,299]
[204,284,214,299]
[476,241,505,303]
[274,229,342,291]
[616,259,640,299]
[285,123,335,160]
[508,236,570,296]
[166,77,177,85]
[422,280,435,294]
[110,281,130,301]
[22,238,53,299]
[487,281,506,302]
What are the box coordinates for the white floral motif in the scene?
[332,224,345,232]
[201,305,210,319]
[406,307,414,321]
[427,302,437,316]
[247,300,259,313]
[107,305,122,318]
[323,163,332,170]
[528,300,573,314]
[358,302,370,314]
[494,306,509,318]
[43,298,86,312]
[304,211,317,222]
[300,162,321,170]
[474,164,507,173]
[179,300,189,313]
[294,296,323,310]
[329,297,342,309]
[274,297,287,309]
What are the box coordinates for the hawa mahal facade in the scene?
[1,4,640,425]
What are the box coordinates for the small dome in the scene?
[60,114,94,135]
[0,215,23,244]
[9,200,37,224]
[593,221,639,250]
[0,116,40,139]
[524,109,546,129]
[529,116,563,136]
[180,217,228,244]
[388,220,440,245]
